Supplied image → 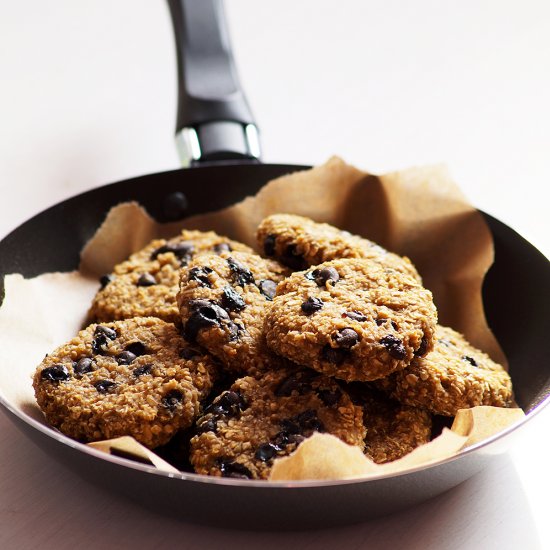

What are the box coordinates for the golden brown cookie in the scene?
[264,258,437,381]
[190,368,366,479]
[345,383,432,463]
[257,213,420,280]
[377,325,514,416]
[33,317,218,448]
[88,230,253,324]
[177,250,289,373]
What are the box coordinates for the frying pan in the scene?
[1,0,549,531]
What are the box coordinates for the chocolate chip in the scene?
[226,321,241,342]
[184,302,229,341]
[263,234,276,256]
[280,419,301,435]
[94,380,117,393]
[343,310,367,322]
[380,335,407,360]
[133,364,153,377]
[311,267,339,287]
[151,241,195,263]
[188,266,213,287]
[301,297,324,315]
[162,389,184,411]
[99,274,115,289]
[215,390,247,416]
[281,244,307,270]
[321,345,349,365]
[217,390,244,408]
[41,364,70,382]
[221,286,246,312]
[391,321,398,330]
[173,242,195,257]
[219,460,253,479]
[258,279,277,300]
[197,300,229,317]
[255,443,278,462]
[293,409,325,432]
[462,355,478,367]
[414,336,429,357]
[137,272,156,287]
[317,388,342,406]
[213,242,232,254]
[92,337,108,355]
[227,257,255,286]
[375,318,387,326]
[273,431,305,449]
[188,299,213,310]
[196,417,217,434]
[94,325,117,340]
[271,433,287,449]
[125,342,147,356]
[332,328,360,348]
[151,243,175,259]
[206,404,226,418]
[280,410,324,438]
[92,325,117,355]
[73,357,94,376]
[115,351,137,365]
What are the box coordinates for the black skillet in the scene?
[0,0,549,530]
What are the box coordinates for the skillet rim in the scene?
[0,387,547,488]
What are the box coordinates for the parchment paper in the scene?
[268,406,524,481]
[80,156,504,363]
[80,404,525,480]
[0,157,513,480]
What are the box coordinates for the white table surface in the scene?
[1,1,549,548]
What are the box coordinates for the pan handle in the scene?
[167,0,261,166]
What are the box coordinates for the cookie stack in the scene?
[33,214,514,480]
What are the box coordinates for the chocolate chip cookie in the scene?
[345,384,432,463]
[177,250,289,373]
[265,258,437,382]
[189,368,366,479]
[257,213,421,280]
[33,317,218,448]
[376,325,514,416]
[88,230,253,324]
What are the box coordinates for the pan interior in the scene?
[0,163,549,482]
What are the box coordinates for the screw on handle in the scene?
[167,0,261,165]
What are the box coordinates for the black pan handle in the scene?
[167,0,261,166]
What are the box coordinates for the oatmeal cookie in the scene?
[264,258,437,381]
[177,250,289,373]
[377,325,514,416]
[33,317,218,448]
[257,213,420,280]
[88,230,253,324]
[345,383,432,463]
[189,368,366,479]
